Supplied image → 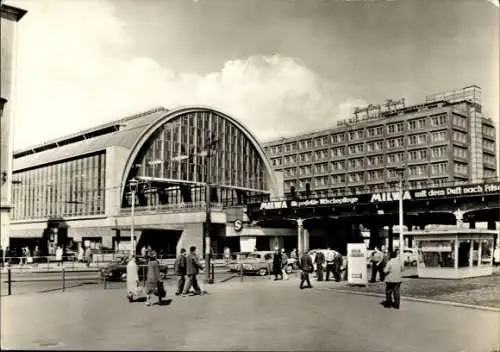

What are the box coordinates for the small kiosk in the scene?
[409,228,497,279]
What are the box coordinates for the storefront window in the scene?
[480,239,493,265]
[417,240,455,268]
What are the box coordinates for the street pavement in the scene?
[1,277,498,351]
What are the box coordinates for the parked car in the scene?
[227,251,294,276]
[402,248,418,266]
[100,256,168,281]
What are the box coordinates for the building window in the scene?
[315,163,329,174]
[314,176,329,187]
[348,172,364,183]
[453,146,468,159]
[408,164,428,177]
[408,118,426,131]
[331,147,345,158]
[284,168,296,177]
[482,125,495,138]
[299,152,312,162]
[387,122,404,134]
[408,133,427,146]
[483,140,495,153]
[331,160,346,171]
[387,152,404,164]
[454,162,468,175]
[431,162,448,175]
[299,139,312,149]
[272,158,282,167]
[366,170,384,181]
[314,149,329,161]
[483,154,496,166]
[431,130,448,143]
[431,146,448,159]
[408,149,427,161]
[431,113,448,127]
[331,174,345,185]
[453,114,467,129]
[299,166,312,176]
[348,158,364,170]
[387,137,404,149]
[452,131,467,144]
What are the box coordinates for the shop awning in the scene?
[9,228,44,238]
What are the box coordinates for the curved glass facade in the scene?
[123,110,269,208]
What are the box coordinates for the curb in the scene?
[318,287,500,313]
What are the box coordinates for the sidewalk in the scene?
[2,277,498,351]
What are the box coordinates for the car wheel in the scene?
[286,265,293,274]
[258,268,267,276]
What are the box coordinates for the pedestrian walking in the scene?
[370,247,384,283]
[175,248,187,296]
[314,250,325,281]
[299,251,314,289]
[182,246,203,296]
[141,246,146,258]
[281,248,289,280]
[145,251,164,306]
[126,255,143,302]
[33,246,40,267]
[382,249,402,309]
[272,248,282,280]
[325,248,335,281]
[224,246,231,265]
[55,246,63,266]
[333,249,343,282]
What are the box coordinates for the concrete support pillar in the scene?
[469,222,476,229]
[387,227,394,254]
[297,218,303,256]
[303,228,310,253]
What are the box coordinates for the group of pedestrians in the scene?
[126,251,166,306]
[174,246,207,297]
[272,248,289,280]
[313,248,343,282]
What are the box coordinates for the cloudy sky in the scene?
[6,0,500,151]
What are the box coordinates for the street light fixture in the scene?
[128,178,139,256]
[389,166,406,270]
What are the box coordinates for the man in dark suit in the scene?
[174,248,187,295]
[182,246,203,296]
[299,251,314,289]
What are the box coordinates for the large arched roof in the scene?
[13,105,279,196]
[119,106,279,197]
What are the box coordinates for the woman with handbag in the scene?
[145,251,165,306]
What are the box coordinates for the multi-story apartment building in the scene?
[263,85,498,199]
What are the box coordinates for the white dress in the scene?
[126,260,139,294]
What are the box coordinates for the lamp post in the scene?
[174,134,219,284]
[390,167,406,270]
[128,178,139,256]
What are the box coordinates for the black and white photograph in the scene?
[0,0,499,350]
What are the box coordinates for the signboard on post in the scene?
[347,243,368,286]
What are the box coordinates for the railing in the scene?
[120,201,224,214]
[0,252,305,296]
[271,177,500,204]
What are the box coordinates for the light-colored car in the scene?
[227,251,275,276]
[402,248,418,266]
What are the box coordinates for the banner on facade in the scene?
[347,243,368,286]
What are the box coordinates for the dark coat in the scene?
[186,252,203,275]
[175,254,187,276]
[299,253,314,272]
[146,259,161,292]
[272,252,282,272]
[314,251,326,265]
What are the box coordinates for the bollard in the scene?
[7,268,12,296]
[103,275,107,290]
[240,265,244,282]
[62,267,66,292]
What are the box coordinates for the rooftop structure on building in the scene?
[263,85,497,199]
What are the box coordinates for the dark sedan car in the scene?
[100,256,168,281]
